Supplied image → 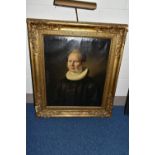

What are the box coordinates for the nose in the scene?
[70,61,74,66]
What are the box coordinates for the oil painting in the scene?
[27,18,128,117]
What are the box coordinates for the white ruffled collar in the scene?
[66,68,88,81]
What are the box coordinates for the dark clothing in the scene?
[55,76,99,106]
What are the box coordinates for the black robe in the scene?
[54,76,99,106]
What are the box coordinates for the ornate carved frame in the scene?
[27,18,128,117]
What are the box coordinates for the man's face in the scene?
[67,53,82,73]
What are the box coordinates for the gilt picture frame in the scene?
[27,18,128,117]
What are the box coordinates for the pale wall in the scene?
[26,0,129,96]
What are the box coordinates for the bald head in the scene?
[67,49,86,62]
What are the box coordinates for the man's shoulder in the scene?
[60,77,72,83]
[82,76,96,86]
[84,76,94,82]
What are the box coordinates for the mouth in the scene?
[70,67,75,69]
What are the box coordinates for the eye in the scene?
[74,60,80,63]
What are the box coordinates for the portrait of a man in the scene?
[44,35,111,106]
[55,49,99,106]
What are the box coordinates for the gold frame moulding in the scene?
[27,18,128,117]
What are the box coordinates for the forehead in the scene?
[68,52,81,60]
